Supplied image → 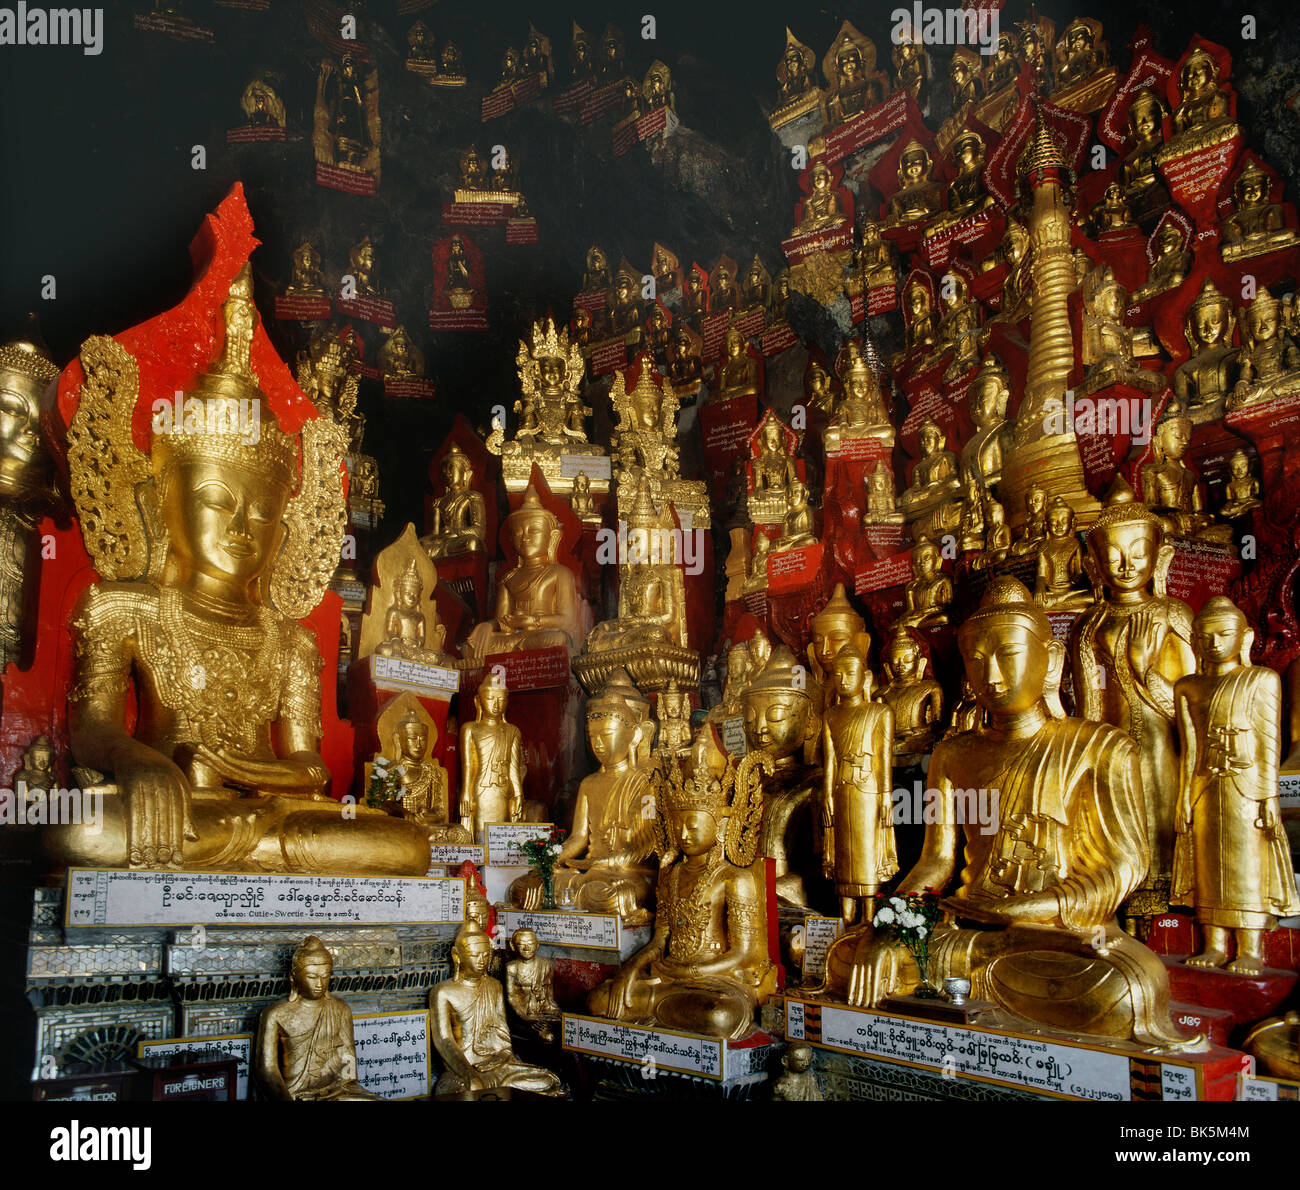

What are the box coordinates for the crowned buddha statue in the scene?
[652,244,680,295]
[1222,159,1300,262]
[257,936,382,1101]
[775,28,817,112]
[607,267,643,338]
[1054,17,1106,90]
[510,670,656,922]
[368,695,469,844]
[1119,88,1170,219]
[1142,401,1231,544]
[431,926,566,1096]
[1173,597,1300,973]
[824,355,893,454]
[864,460,903,524]
[582,245,611,295]
[1172,281,1239,417]
[824,579,1193,1050]
[1090,183,1137,238]
[588,724,777,1039]
[361,547,452,668]
[1131,223,1191,305]
[877,626,943,763]
[1167,46,1236,152]
[884,141,942,229]
[458,670,523,842]
[895,539,952,631]
[506,929,561,1043]
[1072,480,1197,931]
[713,327,761,404]
[822,644,896,925]
[961,357,1012,491]
[821,26,885,127]
[463,486,586,662]
[900,419,961,523]
[1009,485,1049,557]
[1033,497,1093,610]
[749,413,797,513]
[1229,291,1300,410]
[285,238,326,297]
[1079,266,1163,395]
[54,260,428,875]
[1219,449,1261,519]
[656,679,692,758]
[422,443,487,561]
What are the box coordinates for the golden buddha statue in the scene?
[769,269,792,324]
[1173,597,1300,972]
[983,32,1019,95]
[773,481,817,553]
[742,256,771,314]
[877,626,943,762]
[1131,223,1190,305]
[285,237,326,296]
[713,326,761,403]
[805,358,838,414]
[1166,46,1237,152]
[667,324,703,389]
[749,412,797,514]
[588,724,776,1039]
[421,443,487,561]
[1053,17,1107,90]
[824,578,1192,1050]
[864,460,903,524]
[822,644,896,923]
[320,52,376,171]
[494,44,522,91]
[1073,480,1197,928]
[596,22,626,86]
[820,23,885,127]
[806,584,871,705]
[961,357,1012,490]
[711,262,741,318]
[368,695,469,844]
[773,27,819,118]
[1034,497,1093,610]
[15,733,56,802]
[406,20,437,69]
[431,926,566,1096]
[56,261,428,875]
[257,936,382,1101]
[891,25,929,105]
[642,60,673,111]
[346,235,383,301]
[994,219,1031,323]
[742,531,774,595]
[582,245,611,294]
[644,304,670,363]
[459,669,524,841]
[958,475,986,554]
[709,631,770,724]
[1172,281,1239,417]
[652,243,681,294]
[683,265,709,326]
[1142,400,1230,543]
[464,486,586,662]
[974,498,1012,570]
[850,221,898,292]
[1222,159,1300,262]
[1229,291,1300,410]
[942,131,992,223]
[948,47,982,111]
[0,333,59,669]
[895,539,952,632]
[1009,485,1049,557]
[569,471,597,521]
[772,1043,823,1101]
[885,141,942,229]
[1119,88,1169,218]
[569,21,595,83]
[656,678,692,757]
[357,524,451,668]
[824,354,893,454]
[607,266,643,337]
[510,670,656,922]
[377,326,422,382]
[1219,449,1261,519]
[1017,17,1054,94]
[1079,265,1163,396]
[900,419,961,523]
[1091,182,1137,237]
[506,929,561,1043]
[900,277,939,362]
[937,276,981,378]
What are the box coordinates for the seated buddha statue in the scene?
[742,256,771,314]
[607,268,643,337]
[1080,266,1163,395]
[582,245,612,295]
[1221,159,1300,263]
[711,265,741,318]
[892,25,929,103]
[983,32,1019,94]
[895,538,953,630]
[506,928,561,1043]
[370,556,449,664]
[750,414,797,502]
[961,357,1012,490]
[864,460,903,524]
[773,481,817,552]
[713,327,760,403]
[378,325,423,382]
[1119,88,1170,218]
[900,419,961,519]
[421,442,487,560]
[682,266,709,327]
[742,531,775,595]
[1166,46,1236,152]
[768,269,792,325]
[1009,485,1049,557]
[798,161,848,234]
[824,356,892,452]
[994,220,1031,323]
[851,221,898,291]
[285,237,326,296]
[1219,449,1261,519]
[1140,400,1229,543]
[509,670,656,923]
[948,48,982,110]
[974,498,1012,570]
[943,132,993,225]
[775,32,816,109]
[1230,291,1300,410]
[463,485,587,662]
[884,141,942,228]
[667,325,703,389]
[1130,223,1190,305]
[877,626,943,763]
[1172,281,1239,416]
[588,724,776,1039]
[1034,497,1093,610]
[1054,17,1105,90]
[821,32,884,126]
[53,262,430,875]
[1090,183,1137,237]
[824,578,1195,1051]
[370,695,469,845]
[900,278,939,359]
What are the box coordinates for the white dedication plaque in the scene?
[801,917,842,980]
[722,716,748,757]
[560,453,612,480]
[138,1034,253,1099]
[428,843,487,869]
[562,1013,723,1078]
[486,822,554,866]
[353,1010,431,1099]
[65,869,465,928]
[496,908,620,949]
[370,654,459,697]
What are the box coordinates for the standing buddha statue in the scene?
[459,670,524,841]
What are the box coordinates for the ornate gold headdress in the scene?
[0,338,58,389]
[517,316,583,390]
[1086,475,1162,538]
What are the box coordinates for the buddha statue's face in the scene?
[785,48,805,79]
[539,357,564,390]
[1096,283,1124,322]
[1182,58,1213,96]
[762,421,781,452]
[687,272,701,295]
[161,459,288,597]
[972,383,1000,425]
[294,956,331,1000]
[589,710,635,768]
[633,387,660,428]
[788,1046,812,1072]
[1195,610,1246,664]
[962,618,1050,717]
[1027,490,1046,517]
[675,808,719,857]
[399,719,428,761]
[458,933,492,977]
[1068,26,1091,54]
[510,510,552,561]
[1239,175,1266,207]
[995,34,1014,61]
[832,652,864,699]
[449,236,465,258]
[1157,227,1181,256]
[1157,416,1191,460]
[908,285,930,321]
[478,682,507,718]
[838,46,861,82]
[515,930,539,959]
[444,455,471,491]
[1090,522,1159,593]
[393,571,421,609]
[0,372,48,498]
[919,425,941,456]
[743,687,810,760]
[903,150,929,183]
[1130,99,1160,142]
[915,544,940,578]
[649,307,666,332]
[811,164,830,193]
[811,620,854,673]
[1231,454,1249,479]
[727,331,744,360]
[1047,504,1074,538]
[1248,304,1279,342]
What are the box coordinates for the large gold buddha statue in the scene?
[824,579,1193,1051]
[509,670,656,922]
[807,583,871,711]
[421,443,487,560]
[55,262,429,875]
[463,485,587,662]
[588,725,777,1040]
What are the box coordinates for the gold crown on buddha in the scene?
[0,337,59,388]
[524,316,574,362]
[1086,475,1162,538]
[1189,279,1230,314]
[1128,87,1168,118]
[746,644,815,702]
[506,483,557,529]
[588,667,649,722]
[959,575,1052,640]
[662,723,733,813]
[974,354,1009,387]
[1236,158,1270,190]
[152,265,299,490]
[1182,46,1220,78]
[1247,290,1283,318]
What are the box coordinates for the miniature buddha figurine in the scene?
[464,485,585,661]
[588,724,776,1039]
[511,670,656,922]
[431,926,566,1095]
[1222,158,1300,262]
[709,631,770,723]
[822,644,896,924]
[682,265,709,327]
[656,679,692,757]
[742,256,771,313]
[257,937,382,1101]
[821,28,884,126]
[378,325,422,381]
[958,475,986,554]
[1131,223,1191,305]
[1080,266,1162,394]
[653,244,680,294]
[459,670,524,842]
[852,220,898,290]
[440,42,465,81]
[1073,481,1197,929]
[406,20,437,67]
[324,53,373,167]
[597,22,626,86]
[570,22,595,83]
[877,626,943,762]
[369,555,448,664]
[972,498,1011,571]
[1119,88,1170,217]
[445,234,472,298]
[569,471,597,520]
[900,419,961,518]
[824,579,1192,1050]
[581,245,611,295]
[942,132,992,222]
[961,357,1012,490]
[937,276,980,376]
[1140,401,1216,539]
[1230,291,1300,408]
[864,460,903,524]
[712,264,741,317]
[667,324,703,388]
[369,696,468,843]
[885,141,942,228]
[607,267,643,337]
[1173,598,1300,972]
[768,270,792,324]
[1172,281,1239,415]
[900,277,939,358]
[895,539,952,631]
[891,25,929,105]
[506,929,561,1042]
[1017,19,1054,94]
[1219,450,1261,519]
[743,531,774,595]
[775,29,817,109]
[948,47,982,110]
[285,238,326,296]
[1009,485,1049,557]
[1091,183,1137,237]
[773,482,816,553]
[56,260,428,875]
[995,220,1031,322]
[1168,46,1235,149]
[1054,17,1104,89]
[15,734,56,802]
[984,31,1019,94]
[750,415,796,501]
[347,235,382,300]
[805,358,838,413]
[1034,497,1093,610]
[495,44,523,91]
[712,327,761,404]
[645,304,671,362]
[421,443,487,560]
[771,1044,823,1101]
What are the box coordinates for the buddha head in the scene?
[290,936,333,1001]
[809,583,869,679]
[1193,596,1252,667]
[1229,448,1251,481]
[806,360,833,404]
[1235,159,1270,210]
[1064,19,1094,57]
[844,359,880,413]
[742,645,819,766]
[512,927,540,961]
[393,702,431,764]
[441,443,474,493]
[1127,88,1167,145]
[1186,280,1234,351]
[1245,292,1282,345]
[958,577,1062,720]
[1085,478,1165,596]
[809,160,833,195]
[912,538,942,581]
[1155,222,1184,259]
[952,131,984,173]
[19,734,55,782]
[917,418,945,459]
[506,485,559,563]
[668,724,733,855]
[883,625,926,684]
[1001,220,1028,269]
[725,327,746,363]
[1180,47,1219,101]
[1153,399,1192,462]
[349,236,375,284]
[0,336,57,502]
[786,1044,814,1074]
[1046,496,1076,540]
[897,142,932,186]
[759,415,783,455]
[571,24,592,72]
[476,668,510,721]
[1025,485,1047,521]
[836,40,863,84]
[905,279,932,326]
[970,358,1009,426]
[830,642,868,703]
[392,556,423,612]
[993,32,1015,65]
[587,668,651,769]
[453,925,493,979]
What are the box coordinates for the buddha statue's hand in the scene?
[1127,608,1164,676]
[846,935,912,1008]
[117,745,193,867]
[191,745,329,798]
